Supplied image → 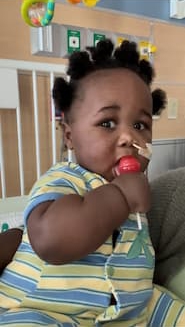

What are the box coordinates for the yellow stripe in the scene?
[21,297,102,321]
[7,262,40,280]
[164,301,185,326]
[38,276,109,291]
[42,264,104,275]
[113,279,152,292]
[13,252,43,270]
[113,267,153,279]
[0,293,21,308]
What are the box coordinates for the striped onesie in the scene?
[0,162,185,326]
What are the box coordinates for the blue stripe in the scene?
[119,298,149,320]
[26,289,110,307]
[149,293,173,326]
[118,289,153,306]
[17,245,36,254]
[0,309,77,326]
[47,178,80,191]
[1,270,37,292]
[74,253,108,264]
[24,193,64,221]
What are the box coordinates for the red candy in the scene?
[118,155,141,173]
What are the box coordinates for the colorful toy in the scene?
[67,0,100,7]
[21,0,55,27]
[21,0,100,27]
[67,0,81,4]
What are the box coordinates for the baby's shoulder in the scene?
[38,162,107,191]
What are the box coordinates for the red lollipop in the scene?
[118,155,141,174]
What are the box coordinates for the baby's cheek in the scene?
[141,158,150,173]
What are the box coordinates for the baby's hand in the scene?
[112,172,151,213]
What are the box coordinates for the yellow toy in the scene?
[82,0,100,7]
[21,0,55,27]
[67,0,100,7]
[139,40,157,61]
[67,0,81,4]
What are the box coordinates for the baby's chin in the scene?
[106,171,116,182]
[98,170,113,182]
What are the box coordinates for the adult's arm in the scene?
[0,228,23,274]
[147,167,185,294]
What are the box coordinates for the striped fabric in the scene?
[0,162,185,326]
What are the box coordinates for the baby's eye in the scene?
[134,122,147,130]
[101,120,116,129]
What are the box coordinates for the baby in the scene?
[0,39,184,327]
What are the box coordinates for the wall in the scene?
[96,0,185,26]
[148,138,185,180]
[1,1,185,139]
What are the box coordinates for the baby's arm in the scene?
[27,172,150,264]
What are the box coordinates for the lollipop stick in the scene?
[136,212,142,230]
[132,142,141,150]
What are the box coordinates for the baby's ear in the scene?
[152,88,167,116]
[63,122,73,150]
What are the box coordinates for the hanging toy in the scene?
[65,0,100,7]
[21,0,55,27]
[82,0,100,7]
[67,0,81,4]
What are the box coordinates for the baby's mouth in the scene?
[112,143,152,178]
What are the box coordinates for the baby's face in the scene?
[65,68,153,181]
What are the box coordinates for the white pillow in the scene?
[0,196,28,232]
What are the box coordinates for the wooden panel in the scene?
[0,109,20,197]
[0,73,62,197]
[18,73,37,194]
[18,73,62,195]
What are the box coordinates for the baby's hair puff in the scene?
[52,38,166,118]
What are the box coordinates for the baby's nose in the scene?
[118,129,135,147]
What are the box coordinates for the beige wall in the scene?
[1,1,185,195]
[1,1,185,139]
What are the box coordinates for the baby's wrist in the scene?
[110,182,130,213]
